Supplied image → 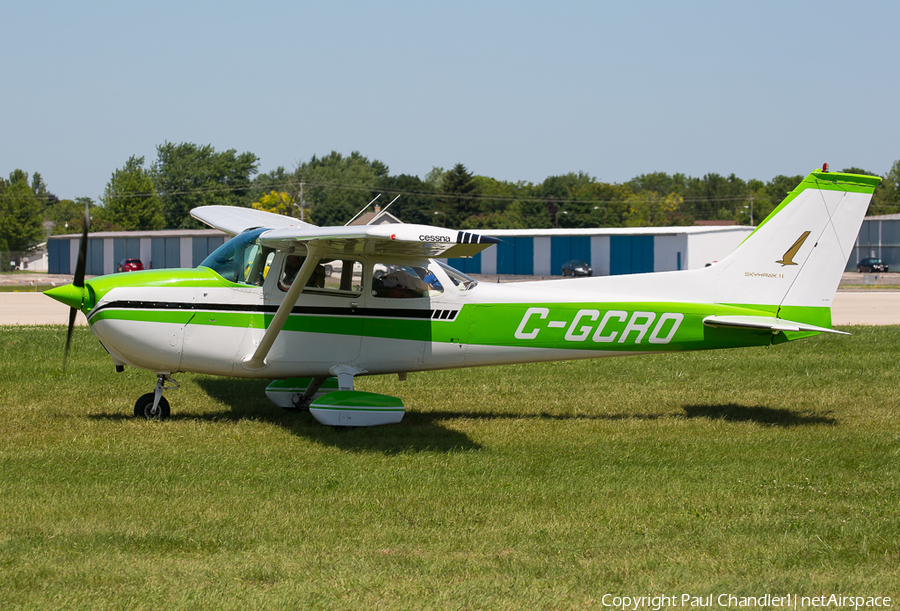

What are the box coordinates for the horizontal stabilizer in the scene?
[702,315,849,335]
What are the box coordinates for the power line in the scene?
[1,176,894,212]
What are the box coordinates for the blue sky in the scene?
[3,0,898,200]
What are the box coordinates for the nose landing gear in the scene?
[134,374,179,420]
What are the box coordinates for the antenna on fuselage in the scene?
[344,194,382,226]
[366,194,402,225]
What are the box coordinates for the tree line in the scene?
[3,142,900,258]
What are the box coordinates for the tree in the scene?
[462,176,543,229]
[151,142,259,229]
[423,167,447,191]
[442,163,480,227]
[625,172,687,197]
[623,192,685,227]
[299,151,388,226]
[681,173,748,221]
[46,197,94,235]
[764,174,803,201]
[530,173,589,228]
[870,160,900,215]
[568,180,634,228]
[97,155,164,231]
[0,170,46,253]
[251,191,297,216]
[375,174,438,225]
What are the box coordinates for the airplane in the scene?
[45,167,880,426]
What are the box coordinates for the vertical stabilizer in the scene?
[711,170,879,326]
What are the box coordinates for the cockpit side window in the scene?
[279,255,363,296]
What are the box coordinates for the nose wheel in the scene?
[134,393,170,420]
[134,374,178,420]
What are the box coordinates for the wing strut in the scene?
[242,242,328,370]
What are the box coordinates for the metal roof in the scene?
[478,225,754,238]
[865,214,900,220]
[48,229,227,240]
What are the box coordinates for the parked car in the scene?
[561,260,592,277]
[857,258,888,273]
[117,258,144,273]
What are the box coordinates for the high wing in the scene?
[191,205,499,259]
[258,224,499,259]
[191,205,316,235]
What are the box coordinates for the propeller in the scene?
[63,201,90,370]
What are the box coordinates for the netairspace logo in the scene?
[599,593,892,610]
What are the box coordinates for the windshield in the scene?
[199,228,273,285]
[438,262,478,291]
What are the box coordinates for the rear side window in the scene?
[372,264,444,299]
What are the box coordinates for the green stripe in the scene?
[90,309,197,325]
[90,307,467,342]
[83,268,231,315]
[90,299,828,353]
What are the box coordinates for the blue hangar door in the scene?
[610,235,654,275]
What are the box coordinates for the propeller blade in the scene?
[73,200,89,289]
[63,201,90,371]
[63,305,78,370]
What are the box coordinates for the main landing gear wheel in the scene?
[134,393,170,420]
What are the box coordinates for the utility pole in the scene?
[299,181,305,222]
[291,181,306,221]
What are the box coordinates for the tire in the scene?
[134,393,171,420]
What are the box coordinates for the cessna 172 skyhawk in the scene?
[46,168,880,426]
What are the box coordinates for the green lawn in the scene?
[0,285,54,293]
[1,326,898,609]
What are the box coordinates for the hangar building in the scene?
[447,226,752,276]
[850,214,900,271]
[47,229,227,276]
[47,215,898,277]
[47,225,753,277]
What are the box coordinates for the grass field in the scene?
[0,286,54,293]
[1,326,898,609]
